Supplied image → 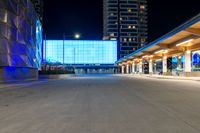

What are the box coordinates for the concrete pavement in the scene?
[0,74,200,133]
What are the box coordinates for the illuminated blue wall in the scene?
[0,0,42,69]
[43,40,117,64]
[0,0,43,81]
[192,50,200,71]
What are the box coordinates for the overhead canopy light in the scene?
[142,55,149,58]
[154,49,168,54]
[154,50,163,54]
[176,39,193,46]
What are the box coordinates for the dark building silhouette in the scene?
[31,0,43,23]
[103,0,148,59]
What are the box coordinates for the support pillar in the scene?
[132,63,135,74]
[121,66,125,74]
[126,64,130,74]
[139,62,143,74]
[163,56,167,75]
[149,60,153,75]
[185,51,192,77]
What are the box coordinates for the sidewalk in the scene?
[121,74,200,81]
[0,83,26,90]
[0,80,47,90]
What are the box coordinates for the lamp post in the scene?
[62,33,81,69]
[63,33,65,69]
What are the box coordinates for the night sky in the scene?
[43,0,200,42]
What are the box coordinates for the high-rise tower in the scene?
[103,0,148,59]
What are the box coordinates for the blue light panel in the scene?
[43,40,117,64]
[193,50,200,64]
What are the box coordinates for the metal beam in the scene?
[157,43,169,49]
[168,35,197,48]
[142,51,153,55]
[185,28,200,36]
[188,43,200,51]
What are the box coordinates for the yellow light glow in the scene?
[186,50,191,54]
[154,50,164,54]
[163,50,168,53]
[154,49,168,54]
[142,55,149,58]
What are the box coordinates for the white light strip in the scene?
[176,39,193,46]
[154,50,164,54]
[163,50,168,53]
[142,55,149,58]
[154,49,168,54]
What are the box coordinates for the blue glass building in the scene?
[43,40,117,65]
[0,0,43,81]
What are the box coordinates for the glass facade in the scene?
[0,0,43,69]
[172,56,185,70]
[192,50,200,71]
[43,40,117,65]
[153,60,162,74]
[171,56,185,75]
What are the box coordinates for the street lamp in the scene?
[75,33,80,39]
[64,33,81,40]
[63,33,81,68]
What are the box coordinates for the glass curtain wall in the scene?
[172,56,185,76]
[43,40,117,65]
[192,50,200,71]
[153,60,162,74]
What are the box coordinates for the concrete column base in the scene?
[185,72,200,77]
[163,72,167,75]
[149,72,153,76]
[185,72,192,77]
[0,67,38,82]
[163,72,172,76]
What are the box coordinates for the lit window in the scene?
[110,38,117,40]
[128,8,132,12]
[128,25,131,29]
[110,33,115,37]
[141,38,146,43]
[140,5,145,9]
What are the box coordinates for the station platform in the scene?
[120,74,200,81]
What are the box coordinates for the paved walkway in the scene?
[0,75,200,133]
